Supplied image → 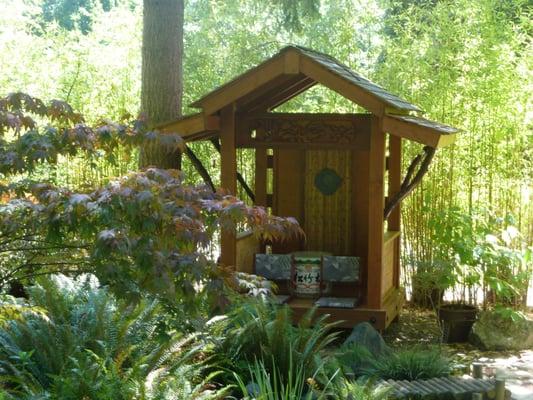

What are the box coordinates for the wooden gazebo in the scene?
[161,46,457,329]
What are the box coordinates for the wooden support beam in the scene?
[367,116,386,309]
[158,113,219,139]
[210,138,255,203]
[219,105,237,268]
[266,194,273,208]
[255,148,268,207]
[235,74,301,111]
[384,145,435,220]
[267,154,274,168]
[184,145,215,191]
[192,55,286,116]
[246,77,316,112]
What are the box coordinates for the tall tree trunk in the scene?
[140,0,184,169]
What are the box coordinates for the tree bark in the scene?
[140,0,184,169]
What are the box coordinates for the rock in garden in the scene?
[469,311,533,351]
[343,322,391,356]
[246,381,261,397]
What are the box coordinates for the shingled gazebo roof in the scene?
[160,45,458,148]
[191,45,421,114]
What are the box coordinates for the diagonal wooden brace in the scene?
[384,145,436,220]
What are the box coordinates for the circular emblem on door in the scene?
[314,168,342,195]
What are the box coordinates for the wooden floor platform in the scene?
[289,288,404,330]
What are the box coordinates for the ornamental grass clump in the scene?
[234,355,334,400]
[214,299,341,391]
[366,347,451,381]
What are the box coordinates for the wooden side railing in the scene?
[382,230,400,297]
[235,230,260,274]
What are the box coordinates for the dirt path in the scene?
[382,306,533,400]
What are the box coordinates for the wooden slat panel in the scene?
[382,236,395,296]
[236,231,260,274]
[304,150,323,251]
[303,149,353,255]
[272,148,305,253]
[367,116,386,309]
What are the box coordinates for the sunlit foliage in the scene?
[1,0,531,303]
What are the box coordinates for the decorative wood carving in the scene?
[236,113,371,149]
[254,118,354,144]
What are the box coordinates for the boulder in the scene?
[469,311,533,351]
[343,322,391,357]
[245,382,261,397]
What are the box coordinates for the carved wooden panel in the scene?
[236,113,370,150]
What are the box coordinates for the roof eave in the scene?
[383,114,458,148]
[157,113,220,141]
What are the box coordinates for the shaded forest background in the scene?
[1,0,531,300]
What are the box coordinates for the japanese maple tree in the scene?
[0,93,301,310]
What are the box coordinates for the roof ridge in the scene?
[192,45,421,113]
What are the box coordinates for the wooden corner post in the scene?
[254,148,268,207]
[220,105,237,268]
[367,116,386,309]
[388,135,402,289]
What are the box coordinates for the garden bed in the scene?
[382,305,533,400]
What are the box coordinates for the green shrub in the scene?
[0,275,227,399]
[366,347,451,381]
[213,299,341,388]
[335,342,375,377]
